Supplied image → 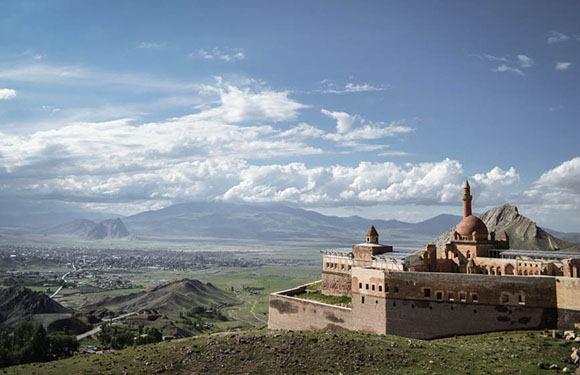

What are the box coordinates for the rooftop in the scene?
[498,249,580,260]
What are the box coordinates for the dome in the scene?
[456,215,488,237]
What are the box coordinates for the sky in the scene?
[0,1,579,231]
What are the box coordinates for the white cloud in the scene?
[547,31,569,44]
[221,159,511,206]
[473,53,509,63]
[195,80,307,123]
[517,54,533,68]
[378,150,413,157]
[321,109,413,142]
[279,123,325,138]
[472,166,520,187]
[137,41,161,49]
[319,81,388,94]
[555,62,572,71]
[0,88,16,100]
[493,64,524,76]
[520,158,580,225]
[197,48,245,62]
[321,109,357,133]
[534,157,580,194]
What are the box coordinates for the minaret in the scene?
[462,178,472,218]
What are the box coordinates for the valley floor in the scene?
[5,329,578,375]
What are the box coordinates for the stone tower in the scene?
[462,178,472,218]
[366,225,379,244]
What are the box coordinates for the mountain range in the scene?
[1,201,578,251]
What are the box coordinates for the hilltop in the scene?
[4,329,579,374]
[82,278,238,319]
[433,204,574,251]
[0,286,88,334]
[0,286,71,327]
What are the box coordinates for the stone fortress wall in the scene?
[268,281,352,332]
[270,272,580,339]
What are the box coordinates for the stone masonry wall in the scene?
[321,271,352,297]
[268,282,352,332]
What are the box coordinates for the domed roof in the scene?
[456,215,488,237]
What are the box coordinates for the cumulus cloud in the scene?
[196,80,307,123]
[472,166,520,187]
[197,48,245,62]
[221,159,509,206]
[534,157,580,194]
[555,62,572,71]
[0,88,17,100]
[547,31,569,44]
[321,109,413,142]
[518,157,580,225]
[321,109,357,133]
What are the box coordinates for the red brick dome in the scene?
[456,215,488,237]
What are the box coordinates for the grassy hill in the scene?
[4,329,578,374]
[82,278,239,320]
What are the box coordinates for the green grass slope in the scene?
[82,278,238,319]
[5,329,578,375]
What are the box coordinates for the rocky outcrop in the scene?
[86,218,130,239]
[433,204,571,251]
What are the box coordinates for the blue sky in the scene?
[0,1,579,231]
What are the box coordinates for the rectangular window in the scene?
[424,288,431,298]
[386,284,390,293]
[436,291,443,301]
[518,294,525,305]
[394,286,399,294]
[448,292,454,301]
[365,283,369,290]
[371,284,375,291]
[460,293,466,302]
[359,282,362,289]
[472,294,479,303]
[378,285,383,292]
[361,296,365,304]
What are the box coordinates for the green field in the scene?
[5,329,578,374]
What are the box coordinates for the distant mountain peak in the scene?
[87,218,130,239]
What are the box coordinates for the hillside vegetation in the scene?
[5,329,578,375]
[81,279,239,320]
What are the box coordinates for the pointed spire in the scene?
[366,225,379,244]
[462,178,472,218]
